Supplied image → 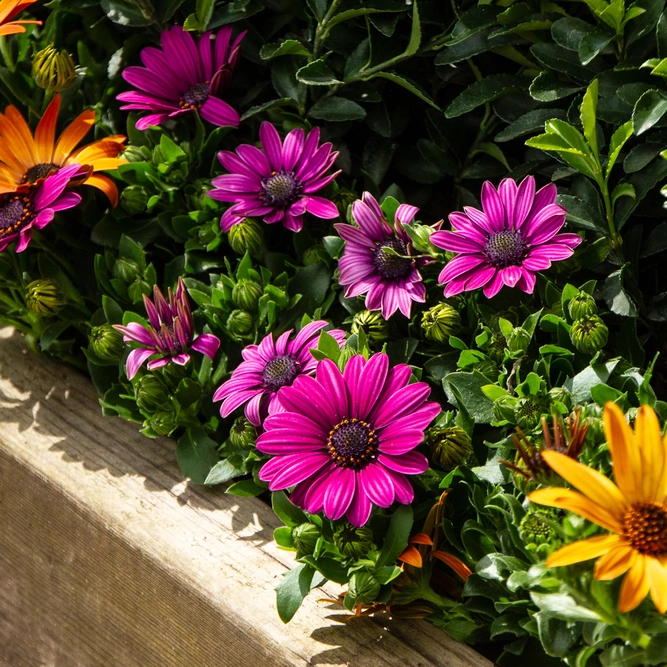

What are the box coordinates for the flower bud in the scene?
[227,218,263,255]
[232,279,263,312]
[229,416,257,449]
[421,303,461,343]
[519,509,560,558]
[123,145,151,163]
[351,310,388,345]
[113,257,141,283]
[226,309,253,336]
[134,375,171,413]
[507,327,531,355]
[336,345,357,372]
[570,315,608,355]
[148,409,179,436]
[568,291,597,321]
[547,386,571,410]
[348,572,381,604]
[303,244,329,266]
[120,185,148,215]
[25,279,64,317]
[334,523,374,559]
[89,324,124,362]
[32,45,77,93]
[486,335,507,364]
[291,523,320,557]
[474,359,498,381]
[514,396,548,430]
[428,425,472,470]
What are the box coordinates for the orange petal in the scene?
[398,545,422,568]
[619,554,649,612]
[431,550,472,580]
[53,110,95,163]
[604,402,642,504]
[70,138,127,165]
[541,450,628,519]
[0,109,35,171]
[4,105,38,164]
[593,543,636,580]
[529,487,623,533]
[647,556,667,614]
[546,534,621,568]
[409,533,434,545]
[635,405,666,502]
[83,173,119,207]
[34,94,60,164]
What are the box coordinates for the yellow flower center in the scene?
[622,502,667,555]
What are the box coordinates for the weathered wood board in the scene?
[0,328,492,667]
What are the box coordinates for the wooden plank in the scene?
[0,327,491,667]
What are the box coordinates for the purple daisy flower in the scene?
[432,176,582,299]
[114,277,220,380]
[213,320,345,427]
[117,25,244,131]
[0,163,85,253]
[256,353,440,527]
[207,122,341,233]
[335,192,426,319]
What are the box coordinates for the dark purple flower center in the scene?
[0,196,32,237]
[261,170,303,209]
[373,238,413,280]
[22,162,59,184]
[484,229,527,268]
[262,354,301,391]
[327,418,378,470]
[180,82,210,109]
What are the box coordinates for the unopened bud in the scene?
[25,279,64,317]
[421,303,461,343]
[232,279,262,312]
[226,309,253,336]
[570,315,608,355]
[229,416,257,448]
[428,425,472,470]
[334,523,374,559]
[351,309,388,345]
[568,291,597,321]
[507,327,531,355]
[348,572,380,604]
[32,45,77,93]
[120,185,148,214]
[291,523,320,557]
[89,324,124,361]
[134,375,171,413]
[227,218,263,255]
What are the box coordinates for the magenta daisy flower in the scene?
[207,122,341,233]
[335,192,426,319]
[0,164,85,253]
[117,25,244,131]
[256,353,440,527]
[432,176,582,299]
[114,278,220,380]
[213,320,345,427]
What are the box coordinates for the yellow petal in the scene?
[635,405,665,502]
[34,94,60,164]
[619,554,649,612]
[53,110,95,163]
[594,543,636,580]
[541,450,628,519]
[529,488,623,533]
[546,534,621,567]
[646,556,667,614]
[604,402,643,504]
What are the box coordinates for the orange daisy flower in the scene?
[0,0,41,36]
[530,402,667,614]
[0,94,126,205]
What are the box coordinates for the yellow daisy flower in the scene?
[529,402,667,614]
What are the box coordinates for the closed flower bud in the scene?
[486,334,507,364]
[291,523,320,557]
[32,45,77,93]
[334,523,374,559]
[570,315,608,355]
[421,303,461,343]
[351,309,388,345]
[548,386,571,410]
[507,327,531,355]
[113,257,141,283]
[303,244,329,266]
[228,218,263,255]
[428,425,472,470]
[134,375,171,413]
[148,409,179,436]
[474,359,498,381]
[120,185,148,214]
[348,572,381,604]
[519,509,560,558]
[123,145,151,163]
[514,396,548,430]
[89,324,124,362]
[232,279,263,312]
[568,291,597,321]
[337,344,357,372]
[25,279,64,317]
[227,309,253,336]
[229,416,257,448]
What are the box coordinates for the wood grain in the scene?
[0,328,492,667]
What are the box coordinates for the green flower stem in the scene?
[312,0,344,60]
[0,36,15,72]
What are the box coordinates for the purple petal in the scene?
[431,230,484,254]
[282,128,304,172]
[513,175,536,229]
[316,359,349,419]
[350,353,388,419]
[395,203,419,226]
[126,348,156,380]
[377,452,429,475]
[480,181,506,232]
[377,430,427,455]
[346,488,373,527]
[304,195,339,219]
[268,452,330,489]
[383,468,414,504]
[236,144,271,175]
[438,254,488,284]
[260,122,283,171]
[359,464,395,507]
[191,333,220,358]
[201,96,240,127]
[323,467,356,520]
[373,382,432,429]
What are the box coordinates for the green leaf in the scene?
[326,4,404,31]
[445,74,526,118]
[275,564,324,623]
[603,266,638,317]
[308,96,366,121]
[260,39,311,60]
[272,491,308,527]
[225,479,267,496]
[369,72,441,110]
[564,359,620,403]
[317,330,342,362]
[529,71,583,102]
[579,28,613,65]
[611,182,636,206]
[404,0,421,57]
[530,592,604,623]
[443,371,496,424]
[196,0,215,25]
[590,383,626,407]
[535,612,581,658]
[495,109,568,142]
[160,134,186,162]
[176,428,220,485]
[580,79,599,158]
[376,505,413,568]
[240,98,300,122]
[204,459,244,486]
[633,89,667,134]
[606,121,633,178]
[296,59,342,86]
